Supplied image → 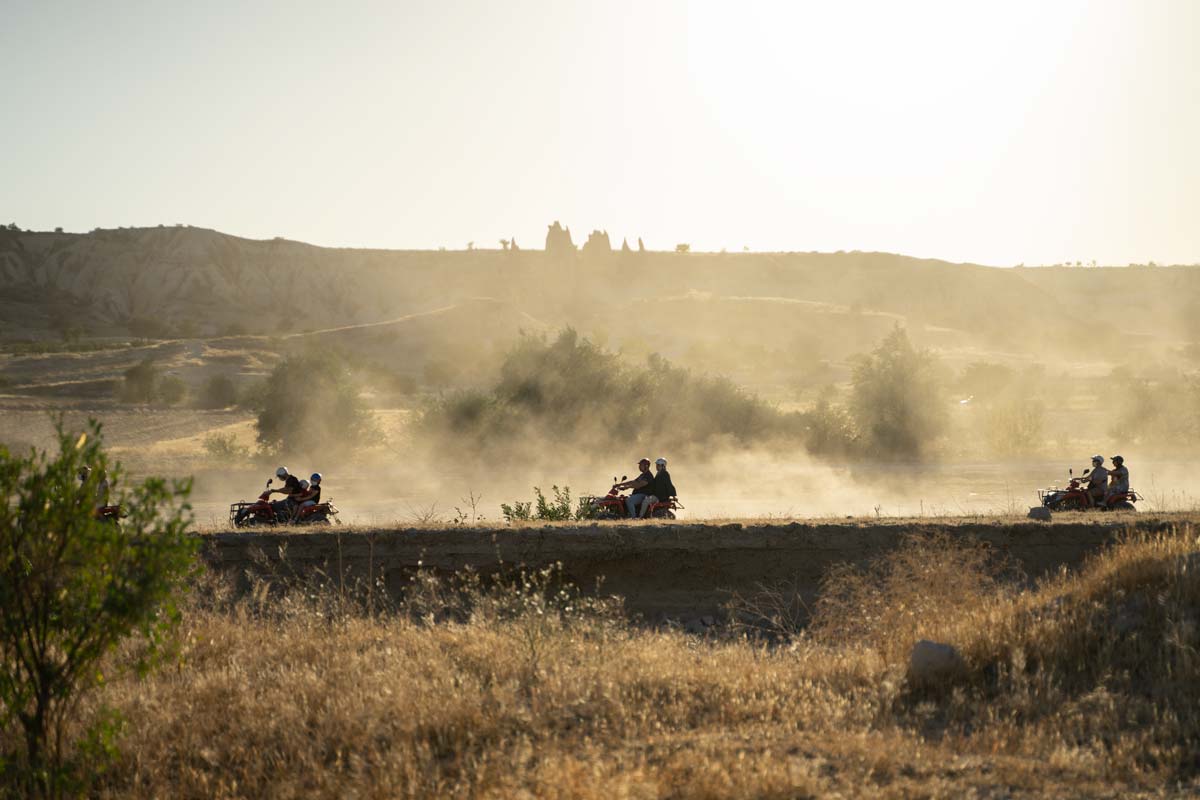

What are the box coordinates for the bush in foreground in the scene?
[0,421,194,796]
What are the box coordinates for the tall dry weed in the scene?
[809,531,1020,666]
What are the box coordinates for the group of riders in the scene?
[77,452,1137,524]
[265,466,324,522]
[613,457,677,518]
[1079,454,1130,508]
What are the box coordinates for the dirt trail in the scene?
[199,515,1189,627]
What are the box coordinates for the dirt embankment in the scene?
[199,515,1188,626]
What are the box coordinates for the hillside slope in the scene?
[2,226,1196,366]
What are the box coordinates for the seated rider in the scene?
[615,458,654,519]
[77,465,110,512]
[1084,455,1107,507]
[270,466,305,520]
[1106,455,1129,505]
[297,472,323,510]
[95,468,110,511]
[639,457,677,518]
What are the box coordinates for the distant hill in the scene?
[1,226,1196,376]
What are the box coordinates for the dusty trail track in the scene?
[199,515,1189,626]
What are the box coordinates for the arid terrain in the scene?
[3,226,1200,798]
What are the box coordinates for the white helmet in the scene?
[1091,455,1104,464]
[275,466,289,479]
[299,479,310,490]
[655,457,667,466]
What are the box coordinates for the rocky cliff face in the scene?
[0,227,508,337]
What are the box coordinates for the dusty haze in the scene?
[1,226,1197,523]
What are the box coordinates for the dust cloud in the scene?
[2,229,1199,525]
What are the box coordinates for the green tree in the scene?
[119,358,160,403]
[198,374,238,409]
[0,420,195,796]
[156,375,187,405]
[850,326,947,459]
[255,353,376,455]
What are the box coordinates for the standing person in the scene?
[1106,455,1129,505]
[1084,455,1108,507]
[615,458,654,518]
[639,457,677,518]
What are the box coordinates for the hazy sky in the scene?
[3,0,1198,265]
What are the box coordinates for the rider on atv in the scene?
[615,458,654,519]
[77,465,111,511]
[1084,455,1108,507]
[1106,455,1129,505]
[637,457,677,518]
[298,472,322,510]
[269,466,305,521]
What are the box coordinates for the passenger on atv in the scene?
[637,457,677,518]
[297,472,323,511]
[1105,455,1130,506]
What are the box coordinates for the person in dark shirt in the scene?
[269,466,304,521]
[639,457,677,518]
[615,458,654,518]
[298,472,323,509]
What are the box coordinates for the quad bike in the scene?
[230,479,340,527]
[93,504,125,525]
[1039,468,1140,512]
[581,476,683,520]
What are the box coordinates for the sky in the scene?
[2,0,1198,266]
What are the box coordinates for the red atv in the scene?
[582,476,683,520]
[93,504,125,525]
[1038,468,1140,512]
[230,479,340,527]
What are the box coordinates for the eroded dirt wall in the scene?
[198,517,1184,625]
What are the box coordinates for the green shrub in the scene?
[0,420,194,795]
[849,326,947,459]
[422,329,801,459]
[202,432,250,461]
[254,353,377,455]
[800,388,857,457]
[199,374,238,409]
[156,375,187,405]
[501,485,591,523]
[119,358,160,403]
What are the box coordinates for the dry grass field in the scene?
[25,523,1194,798]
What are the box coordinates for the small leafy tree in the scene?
[156,374,187,405]
[119,358,160,403]
[255,352,376,455]
[0,420,195,796]
[850,326,947,459]
[198,374,238,409]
